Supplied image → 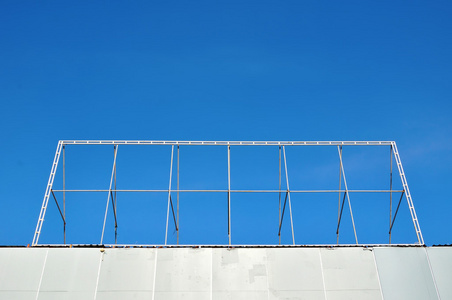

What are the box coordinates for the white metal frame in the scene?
[32,140,424,246]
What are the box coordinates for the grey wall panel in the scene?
[320,248,381,300]
[155,291,212,300]
[37,291,96,300]
[268,290,325,300]
[212,248,268,299]
[38,248,100,296]
[0,248,47,293]
[266,248,325,300]
[374,247,438,300]
[212,291,268,300]
[1,246,451,299]
[97,248,156,293]
[154,248,211,300]
[96,291,153,300]
[326,290,382,300]
[0,291,37,300]
[426,247,452,299]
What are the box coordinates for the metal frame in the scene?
[32,140,425,246]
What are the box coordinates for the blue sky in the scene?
[0,1,451,246]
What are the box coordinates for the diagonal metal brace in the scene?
[169,195,178,231]
[389,190,405,234]
[336,191,347,235]
[51,190,66,225]
[278,191,289,237]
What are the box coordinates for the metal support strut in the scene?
[389,145,393,244]
[165,145,175,245]
[281,146,295,245]
[389,191,405,236]
[391,142,424,245]
[63,145,66,244]
[336,146,358,244]
[227,145,231,245]
[278,146,282,245]
[177,145,180,245]
[112,149,118,244]
[336,146,343,245]
[51,191,66,236]
[100,145,119,245]
[33,141,64,246]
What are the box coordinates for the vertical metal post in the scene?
[114,147,117,245]
[389,145,393,244]
[228,145,231,246]
[282,146,295,245]
[177,145,180,245]
[337,146,358,244]
[165,145,174,245]
[337,146,342,245]
[32,141,64,246]
[278,146,281,245]
[63,145,66,245]
[100,145,118,245]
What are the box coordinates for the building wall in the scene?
[0,246,450,300]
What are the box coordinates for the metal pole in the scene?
[100,145,118,245]
[228,145,231,246]
[177,145,180,245]
[165,145,174,245]
[337,146,358,244]
[278,146,281,245]
[337,146,342,244]
[63,145,66,245]
[389,145,393,244]
[114,147,118,245]
[282,146,295,245]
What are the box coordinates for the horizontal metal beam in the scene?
[52,189,404,193]
[60,140,394,146]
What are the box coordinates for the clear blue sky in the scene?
[0,1,451,246]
